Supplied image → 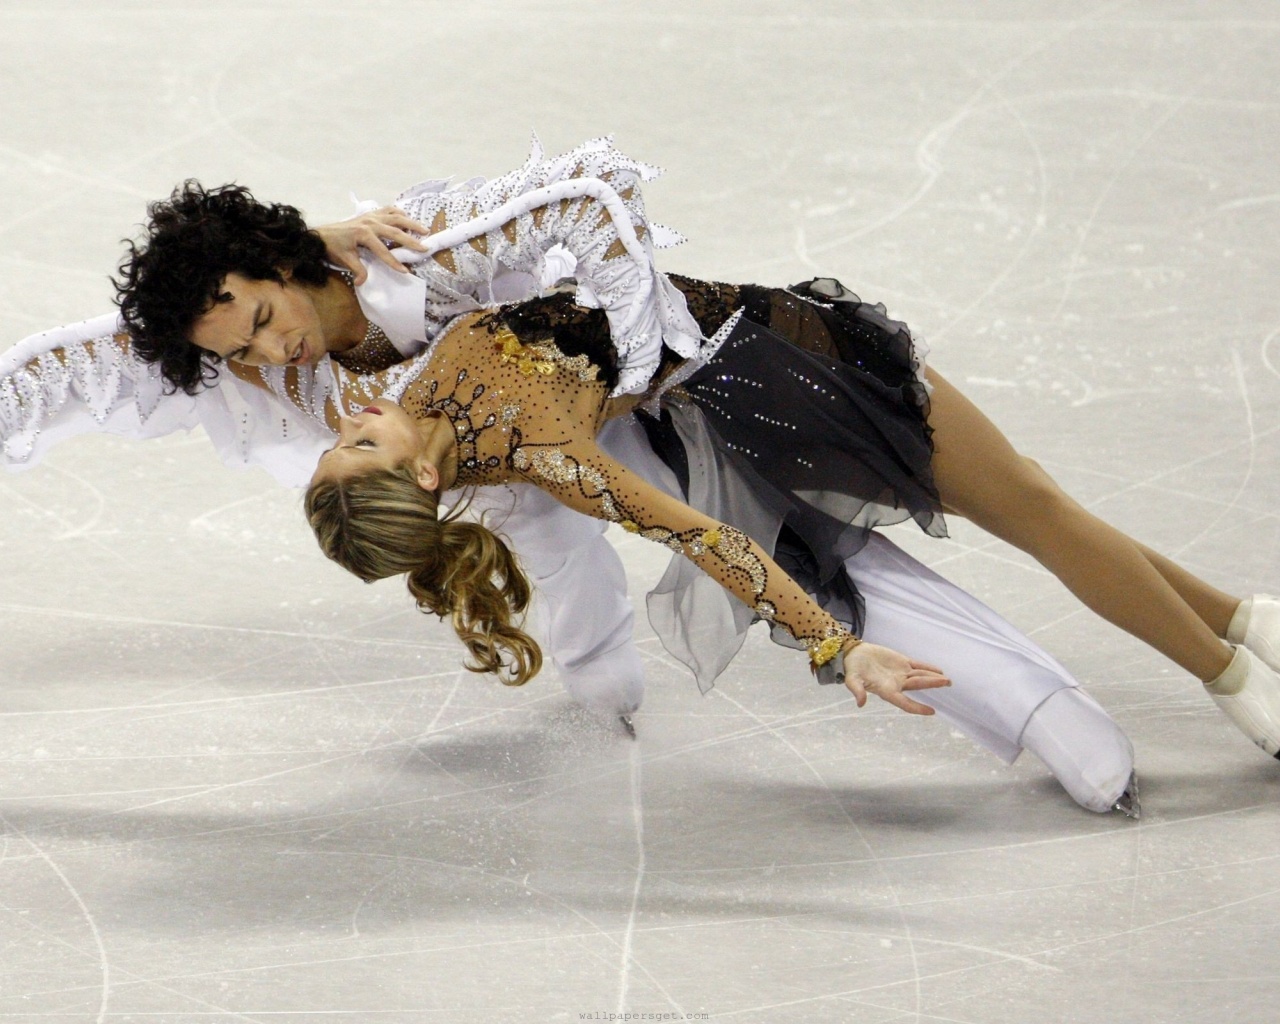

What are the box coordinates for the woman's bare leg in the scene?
[1134,542,1239,638]
[995,479,1241,638]
[924,367,1234,682]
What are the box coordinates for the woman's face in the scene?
[311,400,428,485]
[190,272,329,366]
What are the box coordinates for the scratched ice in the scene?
[1,3,1278,1022]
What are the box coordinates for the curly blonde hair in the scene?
[304,465,542,685]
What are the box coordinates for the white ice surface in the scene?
[1,2,1278,1021]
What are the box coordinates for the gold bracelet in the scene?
[808,631,862,670]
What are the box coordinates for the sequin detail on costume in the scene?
[804,627,860,672]
[511,446,619,522]
[706,526,765,598]
[392,136,705,397]
[0,331,167,466]
[405,370,506,482]
[331,270,406,375]
[494,326,600,382]
[332,323,401,375]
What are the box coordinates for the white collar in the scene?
[351,257,428,356]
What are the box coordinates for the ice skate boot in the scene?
[1227,595,1280,673]
[1205,646,1280,759]
[1018,688,1137,814]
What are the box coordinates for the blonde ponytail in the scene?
[305,466,542,685]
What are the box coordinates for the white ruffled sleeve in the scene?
[0,316,333,488]
[392,136,704,397]
[0,315,196,469]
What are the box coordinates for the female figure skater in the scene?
[107,133,1280,783]
[296,287,1280,758]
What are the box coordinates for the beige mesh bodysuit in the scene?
[234,307,858,672]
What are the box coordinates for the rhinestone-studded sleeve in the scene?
[225,350,432,433]
[394,136,705,397]
[510,436,855,667]
[0,323,172,467]
[225,361,342,430]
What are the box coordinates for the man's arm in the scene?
[391,136,704,396]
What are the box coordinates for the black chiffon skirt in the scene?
[495,277,948,687]
[641,276,947,666]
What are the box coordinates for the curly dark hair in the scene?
[114,181,330,394]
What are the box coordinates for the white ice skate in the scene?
[1205,646,1280,759]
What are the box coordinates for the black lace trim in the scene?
[477,293,620,393]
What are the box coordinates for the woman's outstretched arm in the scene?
[511,433,951,713]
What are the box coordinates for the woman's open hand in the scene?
[314,208,430,285]
[842,642,950,715]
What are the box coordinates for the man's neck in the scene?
[310,273,367,354]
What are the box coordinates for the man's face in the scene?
[189,272,329,366]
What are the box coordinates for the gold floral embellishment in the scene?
[495,327,557,377]
[806,631,862,672]
[809,636,846,667]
